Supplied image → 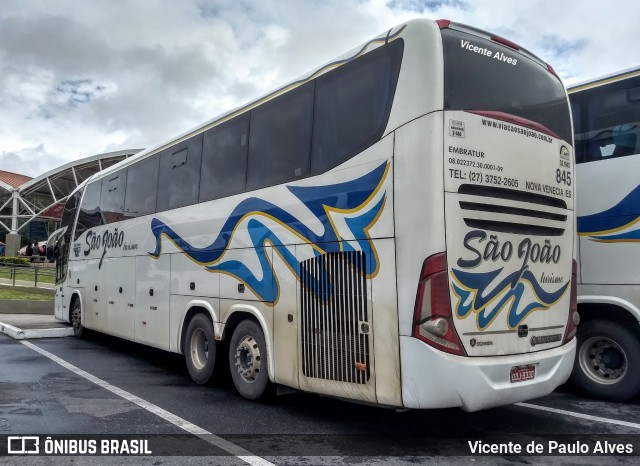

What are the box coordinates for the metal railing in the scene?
[0,264,57,289]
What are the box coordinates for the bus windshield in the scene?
[442,28,572,143]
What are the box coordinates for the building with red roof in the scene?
[0,150,141,256]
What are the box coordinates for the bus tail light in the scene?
[413,252,466,356]
[436,19,451,29]
[490,35,520,51]
[563,260,579,344]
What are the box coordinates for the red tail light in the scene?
[413,252,466,356]
[547,63,559,79]
[563,260,579,344]
[490,34,520,51]
[436,19,451,29]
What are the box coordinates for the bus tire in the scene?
[229,320,270,400]
[70,298,85,339]
[185,314,217,385]
[570,319,640,401]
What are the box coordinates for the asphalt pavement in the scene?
[0,325,639,465]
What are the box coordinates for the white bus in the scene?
[569,67,640,401]
[50,19,577,411]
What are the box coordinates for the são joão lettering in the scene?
[457,230,560,269]
[84,228,125,257]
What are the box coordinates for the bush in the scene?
[0,257,31,266]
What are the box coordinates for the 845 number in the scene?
[556,169,572,186]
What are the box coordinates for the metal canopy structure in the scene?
[0,149,141,245]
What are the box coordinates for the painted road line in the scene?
[21,340,275,466]
[516,402,640,430]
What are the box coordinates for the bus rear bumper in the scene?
[400,336,576,412]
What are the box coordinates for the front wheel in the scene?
[229,320,271,400]
[185,314,217,384]
[570,319,640,401]
[70,299,85,339]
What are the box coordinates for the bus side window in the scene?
[312,40,402,174]
[124,154,160,218]
[157,133,203,212]
[200,114,249,202]
[100,169,127,224]
[246,82,313,191]
[75,181,103,240]
[576,76,640,163]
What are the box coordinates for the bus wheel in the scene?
[570,319,640,401]
[70,299,85,339]
[229,320,270,400]
[185,314,217,384]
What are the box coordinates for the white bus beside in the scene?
[50,19,577,411]
[569,67,640,401]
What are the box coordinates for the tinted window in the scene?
[200,114,249,201]
[61,189,81,234]
[247,83,313,191]
[100,170,127,224]
[570,75,640,163]
[312,40,403,174]
[58,188,82,282]
[442,29,572,143]
[157,134,203,211]
[75,181,103,240]
[125,154,160,217]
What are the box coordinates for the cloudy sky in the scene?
[1,0,638,178]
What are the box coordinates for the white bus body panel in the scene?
[400,336,575,411]
[107,256,135,340]
[443,111,573,356]
[385,20,443,141]
[578,287,640,322]
[394,114,446,337]
[135,254,170,350]
[577,154,640,285]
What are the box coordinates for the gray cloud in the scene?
[0,0,638,177]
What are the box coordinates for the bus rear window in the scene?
[442,28,572,143]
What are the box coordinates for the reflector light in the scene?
[436,19,451,29]
[421,317,448,337]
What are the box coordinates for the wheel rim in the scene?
[71,305,81,332]
[190,328,209,370]
[579,336,628,385]
[234,335,261,384]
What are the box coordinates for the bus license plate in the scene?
[510,365,536,383]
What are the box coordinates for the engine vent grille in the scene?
[458,184,567,236]
[300,251,370,384]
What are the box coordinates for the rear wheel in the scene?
[229,320,270,400]
[70,299,85,339]
[570,319,640,401]
[185,314,217,384]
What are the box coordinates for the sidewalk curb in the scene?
[0,321,74,339]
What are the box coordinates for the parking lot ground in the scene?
[1,332,639,465]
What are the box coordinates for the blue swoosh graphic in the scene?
[149,162,389,303]
[451,267,569,330]
[578,184,640,240]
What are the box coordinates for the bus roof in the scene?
[568,66,640,93]
[82,20,426,186]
